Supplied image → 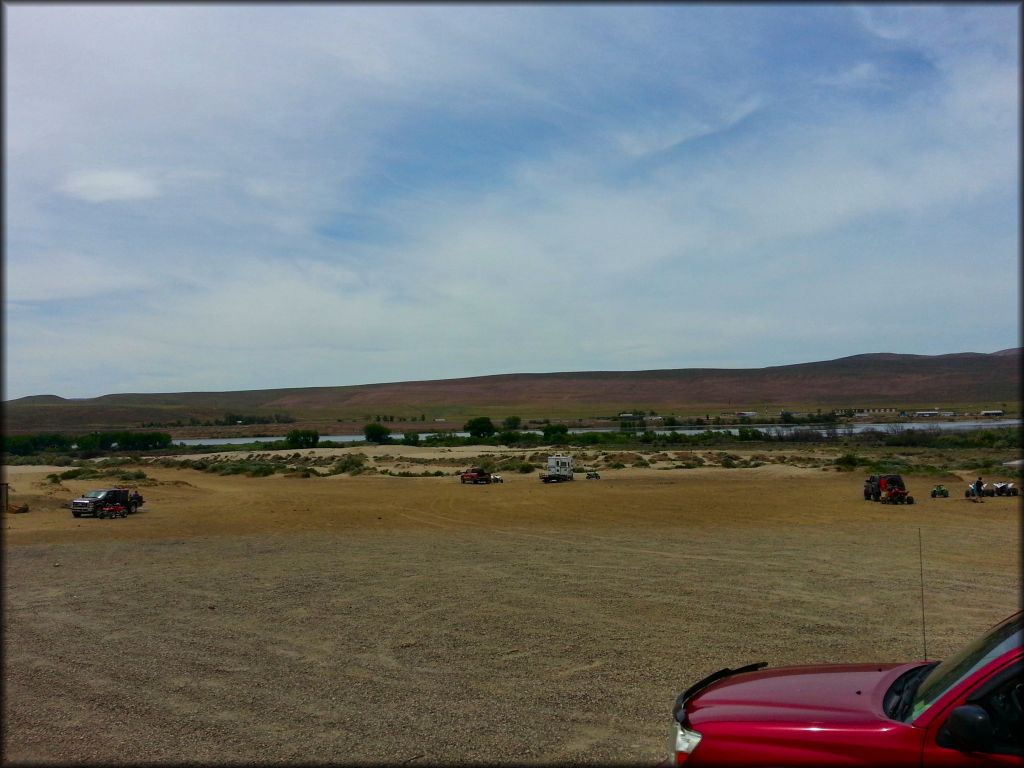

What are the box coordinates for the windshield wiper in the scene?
[894,663,938,721]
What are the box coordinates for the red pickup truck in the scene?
[459,467,492,484]
[668,612,1022,766]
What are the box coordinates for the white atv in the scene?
[991,482,1019,497]
[965,482,991,498]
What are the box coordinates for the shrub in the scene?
[833,453,861,471]
[332,453,368,475]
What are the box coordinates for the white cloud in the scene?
[58,169,160,203]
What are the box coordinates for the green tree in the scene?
[285,430,320,449]
[502,415,522,431]
[464,416,496,439]
[542,423,569,442]
[363,423,392,443]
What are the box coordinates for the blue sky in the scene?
[4,4,1019,400]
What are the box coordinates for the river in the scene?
[173,419,1021,446]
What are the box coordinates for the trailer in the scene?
[540,454,574,483]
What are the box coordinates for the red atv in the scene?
[864,474,915,504]
[97,503,129,519]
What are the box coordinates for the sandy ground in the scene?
[3,451,1020,765]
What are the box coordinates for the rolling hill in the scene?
[3,349,1020,435]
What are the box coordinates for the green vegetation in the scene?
[284,430,320,449]
[464,416,497,439]
[3,431,172,456]
[46,466,149,484]
[142,413,296,428]
[363,423,391,443]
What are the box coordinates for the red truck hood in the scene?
[686,662,920,727]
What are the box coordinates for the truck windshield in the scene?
[83,491,106,499]
[907,613,1023,722]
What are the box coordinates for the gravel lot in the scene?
[3,457,1020,764]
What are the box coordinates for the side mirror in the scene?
[939,704,994,753]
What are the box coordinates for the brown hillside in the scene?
[3,350,1019,434]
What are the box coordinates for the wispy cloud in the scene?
[58,169,161,203]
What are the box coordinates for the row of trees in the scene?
[142,412,296,428]
[360,419,1021,451]
[3,431,174,456]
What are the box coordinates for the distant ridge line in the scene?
[3,349,1019,434]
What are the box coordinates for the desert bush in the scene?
[331,453,368,475]
[833,453,863,471]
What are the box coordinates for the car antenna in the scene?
[918,527,928,662]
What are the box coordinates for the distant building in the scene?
[915,411,940,417]
[980,410,1004,417]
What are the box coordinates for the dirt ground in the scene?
[3,449,1020,765]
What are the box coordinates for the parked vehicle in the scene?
[930,485,949,498]
[490,474,504,484]
[540,454,574,483]
[966,483,993,498]
[992,482,1018,497]
[70,488,144,518]
[667,611,1023,766]
[460,468,492,484]
[586,471,601,480]
[864,474,915,504]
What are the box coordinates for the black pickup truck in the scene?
[70,488,144,518]
[863,474,913,504]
